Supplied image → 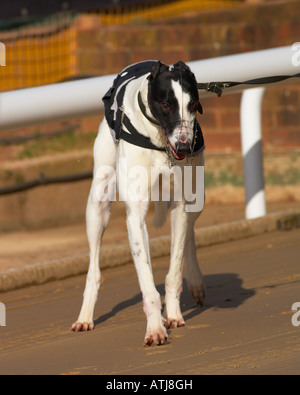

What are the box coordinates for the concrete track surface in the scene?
[0,228,300,375]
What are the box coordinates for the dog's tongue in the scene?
[168,143,186,160]
[162,129,186,160]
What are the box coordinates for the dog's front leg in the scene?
[71,121,116,332]
[126,200,168,346]
[165,201,188,329]
[72,192,111,332]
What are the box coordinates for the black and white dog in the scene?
[71,60,205,346]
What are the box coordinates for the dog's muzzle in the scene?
[167,133,193,161]
[175,134,191,154]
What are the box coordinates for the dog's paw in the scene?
[71,321,94,332]
[188,283,205,307]
[167,318,185,329]
[144,325,169,346]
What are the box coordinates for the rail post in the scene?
[240,87,266,219]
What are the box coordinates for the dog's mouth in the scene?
[169,144,187,160]
[162,129,191,161]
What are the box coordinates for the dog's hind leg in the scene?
[152,200,170,228]
[185,152,205,307]
[185,212,205,307]
[71,120,116,332]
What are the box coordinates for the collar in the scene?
[137,91,160,126]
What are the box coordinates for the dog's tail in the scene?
[152,201,170,228]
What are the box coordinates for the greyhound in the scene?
[71,60,205,345]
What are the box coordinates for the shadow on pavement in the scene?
[94,272,255,328]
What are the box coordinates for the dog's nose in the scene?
[175,138,190,153]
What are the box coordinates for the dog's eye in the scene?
[189,101,197,111]
[160,102,170,111]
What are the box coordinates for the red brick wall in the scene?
[75,0,300,151]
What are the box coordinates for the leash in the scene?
[197,73,300,97]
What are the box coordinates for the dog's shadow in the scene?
[94,272,255,328]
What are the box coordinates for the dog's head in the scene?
[147,60,203,160]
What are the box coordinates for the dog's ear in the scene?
[174,61,202,114]
[198,101,203,115]
[173,60,191,72]
[174,61,199,84]
[147,61,169,82]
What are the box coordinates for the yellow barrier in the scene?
[98,0,243,25]
[0,14,77,92]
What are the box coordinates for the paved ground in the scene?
[0,227,299,375]
[1,201,299,271]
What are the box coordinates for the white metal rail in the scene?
[0,45,299,219]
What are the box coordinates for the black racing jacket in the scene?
[102,61,204,155]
